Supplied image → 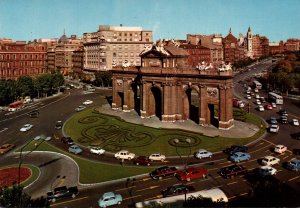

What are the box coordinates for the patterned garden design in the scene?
[0,167,32,187]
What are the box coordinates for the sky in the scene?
[0,0,299,42]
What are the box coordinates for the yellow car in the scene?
[0,144,15,155]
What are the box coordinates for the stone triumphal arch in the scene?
[111,44,234,129]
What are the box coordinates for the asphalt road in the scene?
[1,61,300,207]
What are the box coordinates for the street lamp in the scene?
[173,138,192,169]
[185,139,192,170]
[18,138,45,186]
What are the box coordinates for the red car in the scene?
[175,167,208,181]
[133,156,151,166]
[264,104,273,110]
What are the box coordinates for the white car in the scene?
[292,119,299,126]
[261,156,280,166]
[274,144,287,154]
[90,147,105,155]
[195,149,212,159]
[254,88,259,93]
[255,94,260,99]
[256,99,261,105]
[20,124,33,132]
[258,105,264,112]
[75,105,86,112]
[246,95,251,100]
[269,124,279,133]
[258,166,277,177]
[149,153,166,162]
[114,150,135,160]
[83,100,93,105]
[271,102,277,108]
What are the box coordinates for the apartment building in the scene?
[223,29,246,63]
[0,41,47,79]
[83,25,153,74]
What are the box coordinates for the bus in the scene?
[268,92,283,105]
[8,101,24,112]
[253,80,262,90]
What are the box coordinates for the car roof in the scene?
[260,165,275,170]
[233,152,247,155]
[275,144,285,148]
[290,159,300,163]
[264,156,277,160]
[103,192,115,198]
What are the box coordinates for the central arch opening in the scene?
[184,88,199,124]
[150,87,162,119]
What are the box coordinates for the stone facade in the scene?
[111,45,234,129]
[223,29,246,63]
[83,25,153,74]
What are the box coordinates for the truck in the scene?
[135,188,228,208]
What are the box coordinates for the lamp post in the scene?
[173,138,192,169]
[185,139,192,170]
[18,138,45,186]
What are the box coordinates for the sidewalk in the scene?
[96,104,259,138]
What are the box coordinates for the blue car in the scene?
[230,152,251,163]
[286,159,300,171]
[68,145,82,155]
[98,192,122,207]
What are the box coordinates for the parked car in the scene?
[286,159,300,171]
[270,117,277,124]
[55,121,63,129]
[281,116,288,124]
[219,164,248,179]
[274,144,287,154]
[279,109,288,117]
[149,153,166,162]
[258,105,264,112]
[271,102,277,108]
[0,144,15,155]
[260,97,266,103]
[175,167,208,181]
[254,88,259,93]
[68,145,82,155]
[75,105,86,112]
[98,192,122,207]
[292,119,299,126]
[61,137,74,145]
[265,104,273,110]
[150,166,178,180]
[20,124,33,132]
[162,184,195,198]
[269,124,279,133]
[83,100,93,105]
[258,166,277,177]
[194,149,212,159]
[255,94,260,99]
[246,94,251,99]
[230,152,251,163]
[133,156,151,166]
[256,99,262,105]
[90,147,105,155]
[224,145,248,155]
[114,150,135,160]
[261,156,280,166]
[47,186,78,202]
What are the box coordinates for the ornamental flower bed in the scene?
[0,167,31,187]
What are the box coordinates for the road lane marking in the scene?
[123,194,142,201]
[219,161,231,165]
[288,176,300,182]
[208,167,219,171]
[249,144,271,154]
[262,139,292,154]
[0,128,8,133]
[140,178,151,182]
[115,186,136,192]
[144,195,163,201]
[283,155,289,160]
[136,185,159,192]
[50,196,89,206]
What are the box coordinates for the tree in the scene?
[51,73,64,93]
[16,76,34,98]
[276,59,293,73]
[94,71,112,87]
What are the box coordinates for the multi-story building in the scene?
[179,43,210,67]
[72,46,84,79]
[0,41,47,79]
[285,39,300,52]
[223,29,246,63]
[47,46,56,72]
[54,34,82,75]
[83,25,153,75]
[187,34,223,66]
[252,35,269,59]
[269,41,284,55]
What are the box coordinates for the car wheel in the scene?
[159,176,162,180]
[117,156,120,159]
[199,157,202,159]
[187,178,190,181]
[52,198,56,203]
[161,159,164,162]
[136,162,139,166]
[72,193,76,198]
[128,157,132,161]
[118,201,121,205]
[203,174,207,178]
[209,155,212,158]
[147,163,150,166]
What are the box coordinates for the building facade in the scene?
[284,39,300,52]
[83,25,153,76]
[0,41,47,79]
[111,44,234,129]
[269,41,284,55]
[223,29,246,63]
[179,43,211,67]
[187,34,224,66]
[72,47,84,79]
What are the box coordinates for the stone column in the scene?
[140,81,147,118]
[199,84,207,126]
[219,84,234,129]
[112,78,121,110]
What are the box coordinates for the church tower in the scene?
[246,26,253,58]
